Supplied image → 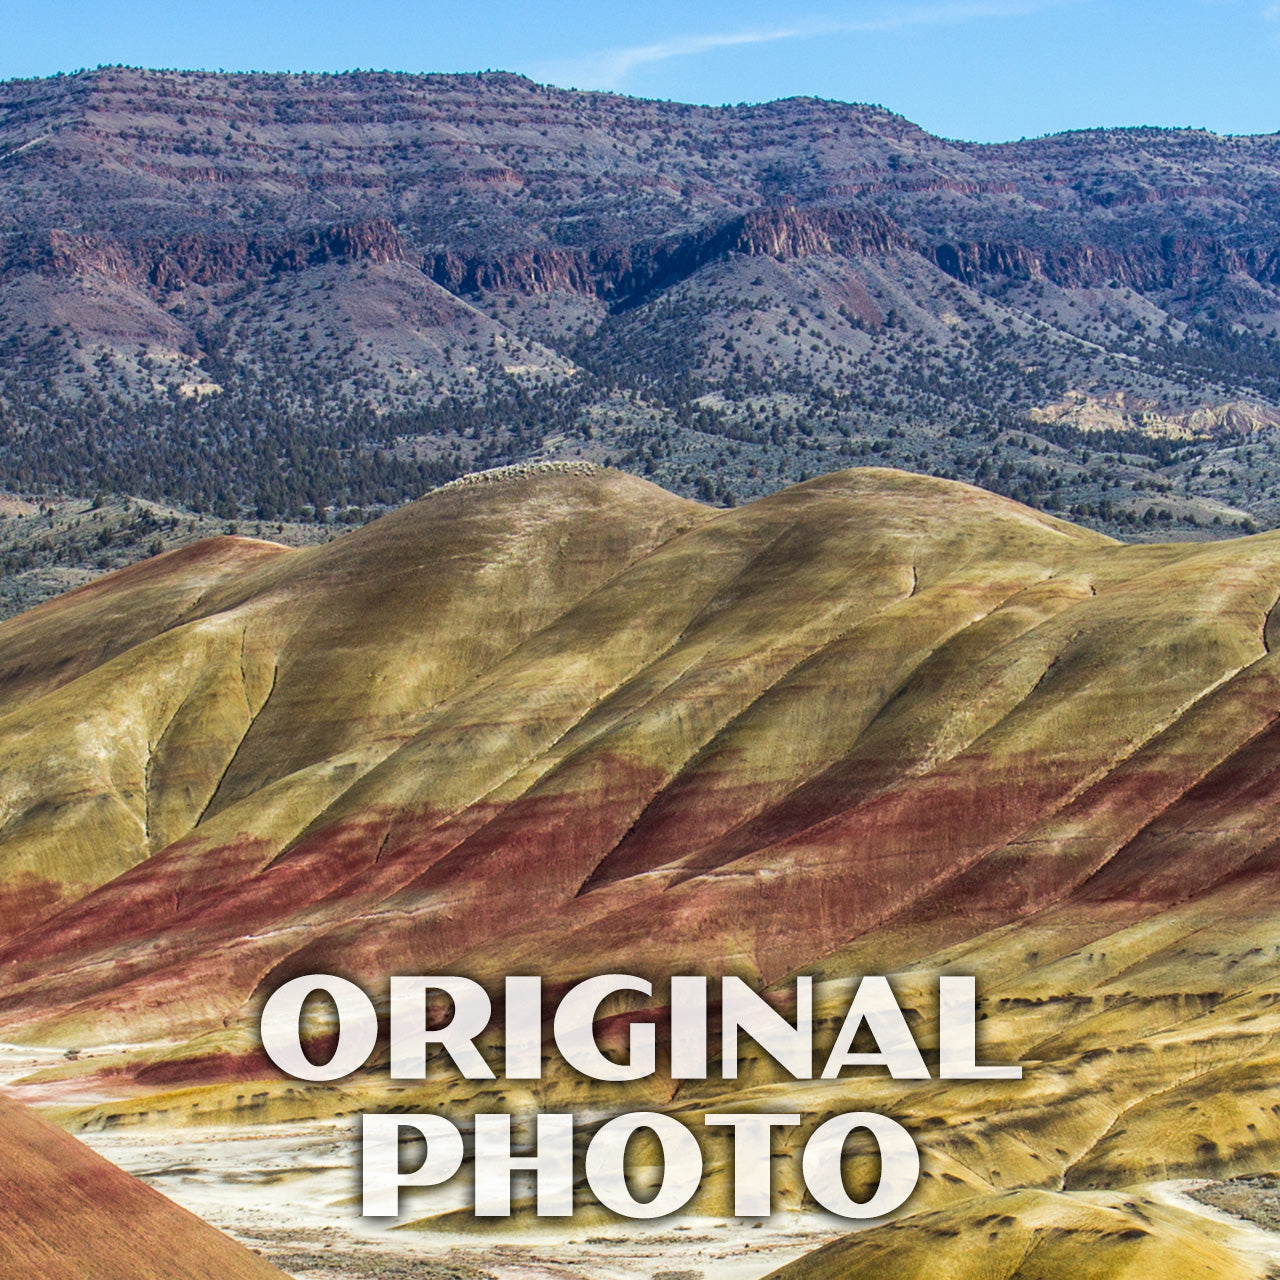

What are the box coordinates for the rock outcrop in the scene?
[429,206,912,305]
[19,217,408,288]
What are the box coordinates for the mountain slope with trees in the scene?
[4,67,1280,611]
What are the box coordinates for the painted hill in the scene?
[765,1189,1264,1280]
[0,1092,288,1280]
[3,465,1280,1272]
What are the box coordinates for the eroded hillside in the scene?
[2,465,1280,1274]
[0,1091,288,1279]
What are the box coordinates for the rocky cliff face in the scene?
[428,206,911,304]
[15,217,409,288]
[930,235,1280,291]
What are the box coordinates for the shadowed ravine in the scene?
[3,464,1280,1277]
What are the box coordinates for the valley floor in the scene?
[0,1047,841,1280]
[78,1119,844,1280]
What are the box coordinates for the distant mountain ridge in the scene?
[4,67,1280,552]
[7,69,1280,284]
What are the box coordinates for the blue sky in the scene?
[5,0,1279,142]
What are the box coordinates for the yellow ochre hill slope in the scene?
[3,464,1280,1275]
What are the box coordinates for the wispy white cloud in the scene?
[1258,2,1280,47]
[544,28,815,90]
[534,0,1073,91]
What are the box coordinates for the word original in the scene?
[259,972,1023,1218]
